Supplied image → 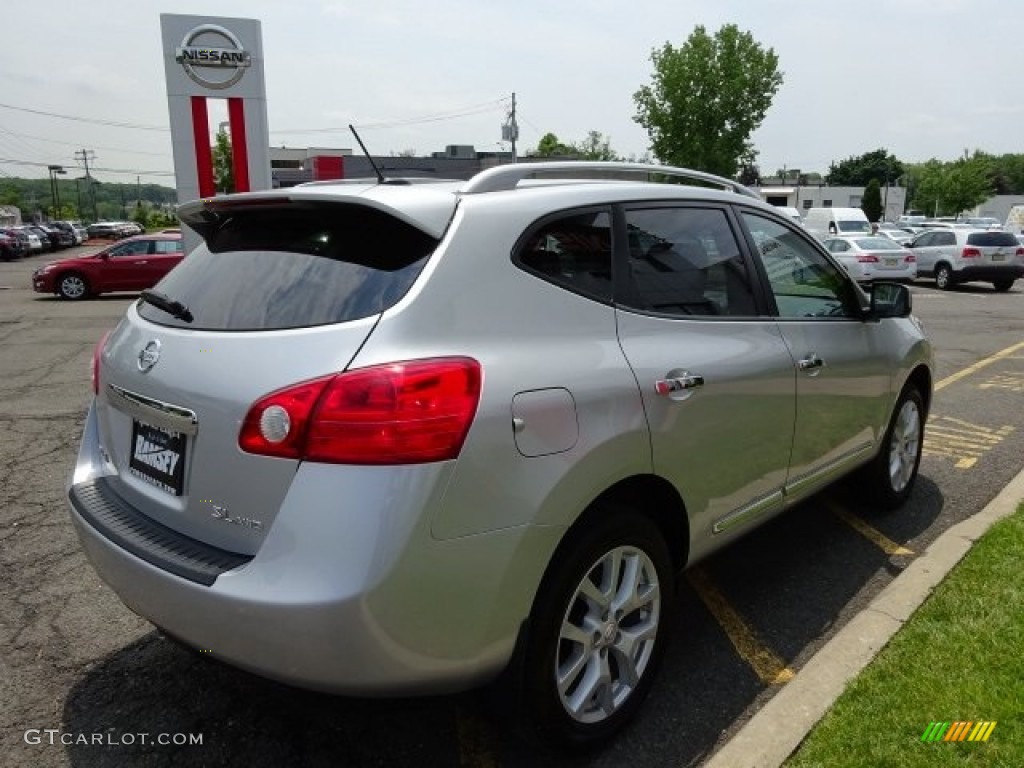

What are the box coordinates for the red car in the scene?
[32,233,184,300]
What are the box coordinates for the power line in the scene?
[0,156,174,178]
[271,97,510,134]
[0,101,169,132]
[0,126,170,157]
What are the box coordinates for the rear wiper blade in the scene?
[140,289,194,323]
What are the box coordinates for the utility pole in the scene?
[510,92,517,163]
[501,93,519,163]
[74,149,98,222]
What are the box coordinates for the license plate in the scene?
[129,420,187,496]
[884,257,898,266]
[992,253,1006,261]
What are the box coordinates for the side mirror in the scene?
[868,282,911,319]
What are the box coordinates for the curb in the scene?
[704,466,1024,768]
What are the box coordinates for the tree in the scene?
[942,155,993,216]
[534,132,573,157]
[861,179,883,222]
[133,200,149,228]
[633,24,783,177]
[213,126,234,194]
[825,148,904,187]
[572,131,619,161]
[908,156,993,217]
[737,163,761,186]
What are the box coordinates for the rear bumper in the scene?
[952,265,1024,282]
[68,405,556,695]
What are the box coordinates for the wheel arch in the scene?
[545,474,690,582]
[904,363,933,420]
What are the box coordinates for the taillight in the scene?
[92,331,112,395]
[857,254,879,263]
[1016,247,1024,258]
[962,247,981,258]
[239,357,482,464]
[904,253,916,263]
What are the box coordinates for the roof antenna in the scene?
[349,124,386,184]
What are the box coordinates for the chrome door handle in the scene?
[134,260,149,264]
[655,373,705,396]
[797,354,825,371]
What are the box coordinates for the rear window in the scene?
[837,220,871,233]
[138,203,437,331]
[852,237,901,250]
[966,232,1019,247]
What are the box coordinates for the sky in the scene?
[0,0,1019,191]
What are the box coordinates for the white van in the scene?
[803,207,872,240]
[774,206,804,225]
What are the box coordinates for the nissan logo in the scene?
[175,24,251,90]
[138,340,162,373]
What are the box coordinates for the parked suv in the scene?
[905,228,1024,290]
[69,163,933,749]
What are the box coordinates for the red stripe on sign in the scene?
[228,97,250,193]
[190,96,215,199]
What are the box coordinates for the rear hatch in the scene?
[93,193,454,554]
[964,230,1022,268]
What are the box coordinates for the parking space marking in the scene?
[978,373,1024,392]
[827,502,913,556]
[687,566,794,686]
[923,416,1014,469]
[934,340,1024,391]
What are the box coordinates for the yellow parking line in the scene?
[935,341,1024,391]
[687,567,794,685]
[828,503,914,556]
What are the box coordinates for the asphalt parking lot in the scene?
[2,246,1023,767]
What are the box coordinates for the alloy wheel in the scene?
[555,545,661,724]
[888,398,921,493]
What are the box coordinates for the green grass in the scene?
[785,505,1024,768]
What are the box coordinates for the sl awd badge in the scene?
[137,340,161,372]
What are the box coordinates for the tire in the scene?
[859,386,925,511]
[512,506,675,751]
[57,272,89,300]
[934,264,953,290]
[993,279,1014,292]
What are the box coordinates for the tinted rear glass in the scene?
[138,203,437,331]
[852,237,901,250]
[838,220,871,233]
[966,232,1018,247]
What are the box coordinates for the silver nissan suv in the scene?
[69,162,933,750]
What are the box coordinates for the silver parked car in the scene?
[69,162,933,749]
[824,235,917,283]
[905,228,1024,290]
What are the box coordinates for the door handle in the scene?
[134,260,149,265]
[797,354,825,372]
[655,373,705,396]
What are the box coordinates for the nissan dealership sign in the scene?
[175,23,252,90]
[161,14,272,253]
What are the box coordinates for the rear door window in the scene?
[138,203,438,331]
[620,206,756,317]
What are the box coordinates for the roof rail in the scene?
[459,161,761,199]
